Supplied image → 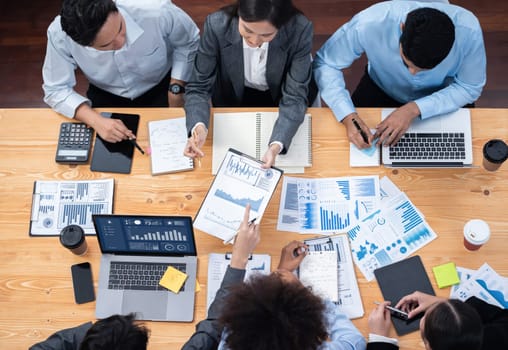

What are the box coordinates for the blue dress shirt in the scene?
[314,1,486,122]
[42,0,199,118]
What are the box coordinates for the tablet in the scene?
[90,113,140,174]
[374,255,435,335]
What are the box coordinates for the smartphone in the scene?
[71,262,95,304]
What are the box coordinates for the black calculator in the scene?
[55,122,93,164]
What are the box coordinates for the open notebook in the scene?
[212,112,312,174]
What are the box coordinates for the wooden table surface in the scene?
[1,107,507,350]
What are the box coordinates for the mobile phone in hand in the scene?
[71,262,95,304]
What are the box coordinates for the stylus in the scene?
[129,139,145,155]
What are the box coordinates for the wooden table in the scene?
[1,107,507,350]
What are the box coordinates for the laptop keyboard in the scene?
[389,133,466,160]
[108,261,186,291]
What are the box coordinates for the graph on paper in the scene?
[295,175,380,233]
[30,179,114,236]
[194,149,282,241]
[347,191,437,281]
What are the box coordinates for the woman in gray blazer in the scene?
[183,0,317,167]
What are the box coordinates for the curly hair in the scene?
[219,273,328,350]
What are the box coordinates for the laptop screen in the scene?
[93,215,196,256]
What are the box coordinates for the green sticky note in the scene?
[432,262,460,289]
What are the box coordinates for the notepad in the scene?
[148,117,194,175]
[349,133,380,167]
[433,262,460,288]
[299,250,339,302]
[212,112,312,174]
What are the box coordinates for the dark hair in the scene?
[79,314,149,350]
[60,0,118,46]
[400,7,455,69]
[222,0,301,29]
[423,299,483,350]
[219,273,328,350]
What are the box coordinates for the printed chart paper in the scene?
[30,178,114,235]
[194,149,282,241]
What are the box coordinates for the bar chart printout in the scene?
[30,179,114,236]
[347,192,437,281]
[295,175,380,234]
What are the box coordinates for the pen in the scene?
[223,217,257,245]
[352,118,370,145]
[129,139,145,155]
[374,301,409,319]
[192,130,202,168]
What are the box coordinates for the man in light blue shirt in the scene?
[313,1,486,148]
[42,0,199,142]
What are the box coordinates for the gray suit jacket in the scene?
[184,10,315,152]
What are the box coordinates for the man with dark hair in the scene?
[29,313,148,350]
[183,206,366,350]
[42,0,199,142]
[314,1,486,148]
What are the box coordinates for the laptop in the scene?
[381,108,473,167]
[92,214,197,322]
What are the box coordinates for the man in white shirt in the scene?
[42,0,199,142]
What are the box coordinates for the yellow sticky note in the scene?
[195,279,201,293]
[159,266,188,293]
[432,262,460,289]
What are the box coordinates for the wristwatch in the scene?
[169,83,185,95]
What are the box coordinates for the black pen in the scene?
[129,139,145,155]
[352,118,370,145]
[223,217,257,245]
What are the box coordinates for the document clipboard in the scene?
[374,255,435,335]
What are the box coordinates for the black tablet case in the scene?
[90,113,140,174]
[374,255,435,335]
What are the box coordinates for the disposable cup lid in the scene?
[463,219,490,245]
[483,139,508,163]
[60,225,85,248]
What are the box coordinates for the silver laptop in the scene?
[93,214,197,322]
[382,108,473,167]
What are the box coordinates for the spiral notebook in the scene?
[148,117,194,175]
[212,112,312,174]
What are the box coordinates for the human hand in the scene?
[277,240,308,272]
[94,114,134,143]
[342,113,374,149]
[230,204,260,269]
[374,102,420,146]
[368,301,393,337]
[183,124,207,158]
[395,291,446,319]
[261,143,281,168]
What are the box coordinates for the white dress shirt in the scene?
[42,0,199,118]
[242,38,269,91]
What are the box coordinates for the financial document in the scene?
[303,234,364,319]
[277,175,380,234]
[30,178,114,235]
[347,177,437,281]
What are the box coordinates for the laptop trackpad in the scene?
[121,291,168,320]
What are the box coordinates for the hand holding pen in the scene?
[344,113,373,148]
[229,204,260,269]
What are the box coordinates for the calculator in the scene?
[55,122,93,164]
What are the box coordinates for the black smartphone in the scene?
[71,262,95,304]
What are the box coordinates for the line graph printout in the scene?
[30,178,114,236]
[295,175,380,234]
[347,190,437,281]
[194,149,283,241]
